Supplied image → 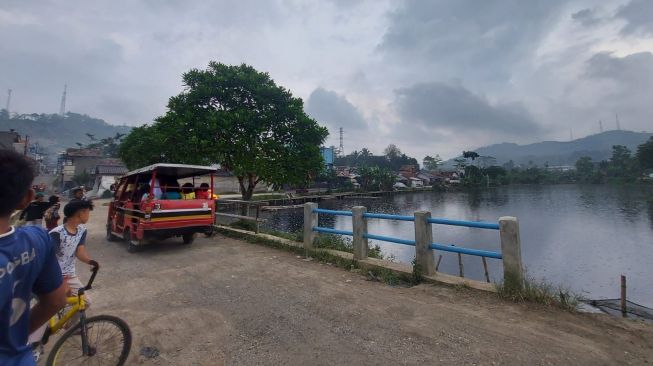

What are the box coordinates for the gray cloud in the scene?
[395,82,540,136]
[571,8,601,27]
[2,0,653,161]
[616,0,653,36]
[378,1,565,86]
[578,52,653,128]
[585,52,653,84]
[306,88,368,132]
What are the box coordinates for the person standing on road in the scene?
[19,193,53,227]
[0,149,67,365]
[43,196,61,231]
[70,187,86,202]
[50,200,99,317]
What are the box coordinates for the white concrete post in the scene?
[352,206,368,260]
[414,211,436,276]
[499,216,524,290]
[303,202,318,250]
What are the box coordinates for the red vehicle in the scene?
[106,163,217,252]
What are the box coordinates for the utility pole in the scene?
[59,84,67,116]
[599,120,603,133]
[569,128,574,141]
[338,127,344,157]
[616,113,621,131]
[5,89,12,113]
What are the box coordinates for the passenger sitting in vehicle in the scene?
[140,184,151,201]
[196,183,210,199]
[181,183,195,199]
[162,183,182,200]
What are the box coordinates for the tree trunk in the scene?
[237,174,258,216]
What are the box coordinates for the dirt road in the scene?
[72,201,653,365]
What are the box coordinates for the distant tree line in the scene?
[334,144,419,171]
[454,138,653,187]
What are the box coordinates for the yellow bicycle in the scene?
[34,266,132,365]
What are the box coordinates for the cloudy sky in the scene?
[1,0,652,159]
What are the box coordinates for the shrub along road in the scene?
[77,201,652,365]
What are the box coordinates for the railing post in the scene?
[414,211,436,276]
[499,216,524,291]
[352,206,368,260]
[303,202,318,250]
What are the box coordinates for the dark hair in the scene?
[182,182,194,193]
[48,195,60,204]
[63,199,94,218]
[200,183,209,189]
[0,149,35,217]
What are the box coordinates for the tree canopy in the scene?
[334,144,418,171]
[636,137,653,170]
[119,62,328,200]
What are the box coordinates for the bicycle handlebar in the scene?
[85,265,99,291]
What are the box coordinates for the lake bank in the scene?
[259,185,653,308]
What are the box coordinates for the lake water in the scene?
[262,185,653,307]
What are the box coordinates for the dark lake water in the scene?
[262,185,653,307]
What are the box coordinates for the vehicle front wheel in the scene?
[106,226,118,242]
[182,233,195,245]
[46,314,132,365]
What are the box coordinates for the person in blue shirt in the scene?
[0,149,67,365]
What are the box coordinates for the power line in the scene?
[59,84,67,116]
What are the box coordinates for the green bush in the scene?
[495,276,582,311]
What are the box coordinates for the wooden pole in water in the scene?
[621,275,627,317]
[458,253,464,277]
[435,255,443,272]
[482,257,490,283]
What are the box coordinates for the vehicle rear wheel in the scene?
[182,233,195,245]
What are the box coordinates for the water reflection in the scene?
[260,185,653,307]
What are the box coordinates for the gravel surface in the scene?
[57,201,653,365]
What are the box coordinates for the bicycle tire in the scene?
[46,314,132,366]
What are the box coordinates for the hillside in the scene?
[445,130,652,167]
[0,111,132,157]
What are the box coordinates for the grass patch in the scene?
[313,234,383,259]
[229,220,257,231]
[495,276,582,311]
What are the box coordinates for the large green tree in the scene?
[119,62,328,200]
[423,155,442,171]
[575,156,594,181]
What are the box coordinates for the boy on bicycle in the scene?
[0,149,67,365]
[49,200,99,309]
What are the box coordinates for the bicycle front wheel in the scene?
[46,314,132,366]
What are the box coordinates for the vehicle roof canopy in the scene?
[123,163,217,179]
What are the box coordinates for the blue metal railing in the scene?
[429,243,502,259]
[363,212,414,221]
[313,227,353,236]
[364,233,416,246]
[313,208,352,216]
[311,207,501,259]
[427,218,499,230]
